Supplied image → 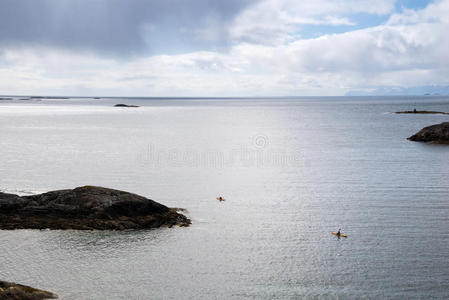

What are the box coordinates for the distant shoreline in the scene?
[2,95,449,100]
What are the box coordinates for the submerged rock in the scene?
[0,186,190,230]
[408,122,449,144]
[114,104,139,107]
[0,280,57,299]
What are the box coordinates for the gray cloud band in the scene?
[0,0,256,55]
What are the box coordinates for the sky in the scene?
[0,0,448,97]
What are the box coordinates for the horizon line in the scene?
[1,94,447,99]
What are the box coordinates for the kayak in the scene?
[217,197,225,202]
[331,232,348,238]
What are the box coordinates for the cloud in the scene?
[0,0,256,55]
[387,0,449,25]
[229,0,397,45]
[1,0,449,96]
[0,0,395,54]
[225,0,449,91]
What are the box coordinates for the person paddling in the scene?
[332,228,347,238]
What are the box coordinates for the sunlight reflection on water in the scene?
[1,97,449,299]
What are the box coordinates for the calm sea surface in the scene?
[0,96,448,299]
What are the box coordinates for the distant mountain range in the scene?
[345,85,449,96]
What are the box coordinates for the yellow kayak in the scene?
[331,232,348,238]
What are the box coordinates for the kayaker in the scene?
[337,228,341,236]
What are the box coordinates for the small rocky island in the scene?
[0,280,57,299]
[396,110,449,115]
[0,186,190,230]
[408,122,449,144]
[114,104,139,107]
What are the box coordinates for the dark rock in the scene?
[0,186,191,230]
[0,192,28,212]
[408,122,449,144]
[114,104,139,107]
[0,280,57,299]
[395,110,449,115]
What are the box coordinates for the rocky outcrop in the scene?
[114,104,139,107]
[0,186,190,230]
[408,122,449,144]
[0,280,57,299]
[396,110,449,115]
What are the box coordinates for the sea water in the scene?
[0,96,448,299]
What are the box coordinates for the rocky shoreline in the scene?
[0,280,57,299]
[408,122,449,144]
[0,186,191,230]
[396,110,449,115]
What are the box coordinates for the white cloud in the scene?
[229,0,396,45]
[1,0,449,96]
[388,0,449,25]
